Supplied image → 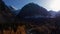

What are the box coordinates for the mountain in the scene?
[49,10,57,18]
[55,11,60,18]
[8,6,15,11]
[8,6,20,16]
[0,0,14,23]
[17,3,49,19]
[55,11,60,21]
[15,3,50,25]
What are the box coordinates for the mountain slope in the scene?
[0,0,14,23]
[17,3,49,19]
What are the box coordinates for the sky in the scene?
[3,0,59,11]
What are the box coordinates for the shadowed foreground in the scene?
[0,19,59,34]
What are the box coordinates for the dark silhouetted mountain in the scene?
[55,11,60,21]
[55,11,60,18]
[8,6,15,11]
[8,6,20,16]
[15,3,50,25]
[49,10,57,18]
[0,0,14,23]
[54,11,60,26]
[17,3,49,19]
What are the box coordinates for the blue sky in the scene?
[3,0,52,10]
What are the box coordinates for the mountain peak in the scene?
[17,3,49,20]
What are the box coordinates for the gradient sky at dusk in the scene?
[3,0,53,10]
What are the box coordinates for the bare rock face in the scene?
[0,0,14,23]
